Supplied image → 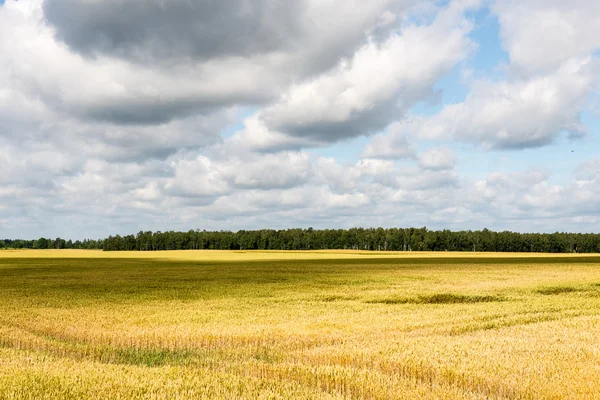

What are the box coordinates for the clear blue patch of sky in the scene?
[466,7,509,78]
[0,0,5,7]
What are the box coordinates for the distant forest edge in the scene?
[2,228,600,253]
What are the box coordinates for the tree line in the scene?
[0,238,102,250]
[3,227,600,253]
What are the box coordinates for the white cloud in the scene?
[493,0,600,75]
[234,0,479,150]
[222,152,312,190]
[1,0,600,238]
[413,57,595,149]
[164,156,229,198]
[418,147,457,170]
[361,122,418,159]
[0,0,415,126]
[367,0,600,156]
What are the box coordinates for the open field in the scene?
[1,250,599,399]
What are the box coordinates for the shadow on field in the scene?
[536,286,583,295]
[1,255,599,307]
[366,293,504,305]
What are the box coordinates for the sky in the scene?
[1,0,600,240]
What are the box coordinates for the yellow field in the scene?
[1,249,596,261]
[1,250,599,399]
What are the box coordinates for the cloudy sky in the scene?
[1,0,600,239]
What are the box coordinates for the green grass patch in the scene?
[536,286,582,295]
[317,295,359,302]
[419,293,502,304]
[367,293,503,305]
[110,347,194,367]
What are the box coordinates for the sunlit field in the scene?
[1,250,599,399]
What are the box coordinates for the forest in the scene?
[2,227,600,253]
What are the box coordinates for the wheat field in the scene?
[0,250,599,399]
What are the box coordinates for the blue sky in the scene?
[1,0,600,239]
[415,5,599,187]
[314,5,600,186]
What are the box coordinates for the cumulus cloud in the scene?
[163,156,229,199]
[361,122,418,159]
[1,0,600,238]
[492,0,600,75]
[472,170,566,220]
[418,57,594,148]
[1,1,269,130]
[222,153,312,190]
[364,0,600,154]
[418,147,456,170]
[44,0,404,65]
[577,157,600,181]
[234,0,479,150]
[368,53,595,152]
[18,0,418,128]
[43,0,306,62]
[4,0,413,128]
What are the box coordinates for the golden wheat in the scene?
[0,250,599,399]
